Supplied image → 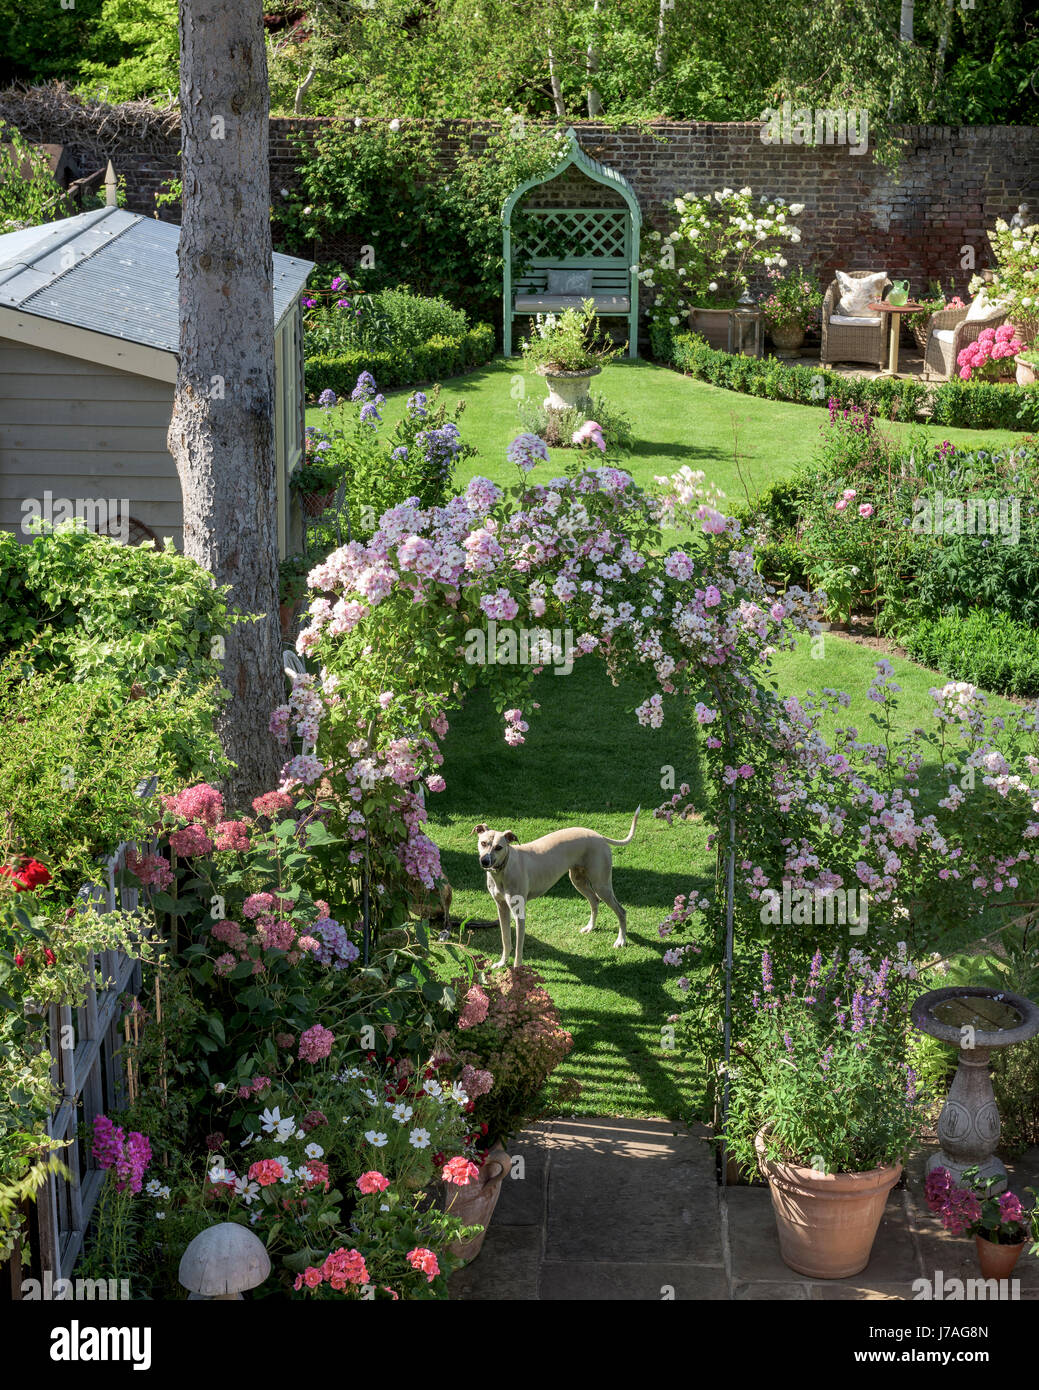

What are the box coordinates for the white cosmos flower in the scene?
[422,1079,443,1098]
[305,1142,325,1159]
[258,1106,282,1134]
[361,1088,379,1105]
[450,1083,469,1104]
[235,1178,261,1205]
[392,1103,413,1123]
[365,1130,389,1147]
[155,1211,166,1220]
[409,1127,431,1149]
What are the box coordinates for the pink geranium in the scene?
[406,1246,440,1282]
[357,1170,391,1195]
[441,1156,481,1186]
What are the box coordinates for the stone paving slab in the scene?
[449,1118,1039,1301]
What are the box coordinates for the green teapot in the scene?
[888,279,909,306]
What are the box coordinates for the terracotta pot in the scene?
[443,1146,510,1263]
[1016,355,1038,387]
[755,1131,902,1279]
[537,365,601,416]
[688,305,733,351]
[279,600,302,638]
[975,1234,1024,1281]
[301,489,335,517]
[770,322,806,352]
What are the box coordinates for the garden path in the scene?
[449,1118,1039,1301]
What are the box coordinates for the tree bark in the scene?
[168,0,284,806]
[654,0,669,76]
[899,0,914,43]
[547,30,567,118]
[586,0,602,116]
[294,64,316,114]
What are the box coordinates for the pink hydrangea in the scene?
[257,918,296,951]
[169,824,214,858]
[242,892,275,919]
[457,984,490,1029]
[459,1064,494,1098]
[211,918,246,951]
[163,783,225,826]
[213,819,251,853]
[299,1023,335,1062]
[123,850,174,890]
[252,790,294,818]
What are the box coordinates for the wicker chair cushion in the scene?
[965,290,1003,322]
[836,270,888,316]
[932,328,956,344]
[830,314,882,326]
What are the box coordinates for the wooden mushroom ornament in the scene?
[179,1222,271,1300]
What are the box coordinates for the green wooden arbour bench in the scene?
[502,128,641,358]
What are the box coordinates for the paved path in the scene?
[450,1117,1039,1301]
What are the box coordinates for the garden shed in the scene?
[502,127,641,358]
[0,205,313,553]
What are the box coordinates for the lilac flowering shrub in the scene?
[725,948,928,1174]
[307,374,474,545]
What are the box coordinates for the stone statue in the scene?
[1009,202,1033,230]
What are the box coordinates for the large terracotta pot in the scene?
[537,365,601,415]
[1016,355,1038,387]
[755,1131,902,1279]
[443,1145,510,1263]
[769,322,806,355]
[975,1234,1024,1281]
[688,306,733,351]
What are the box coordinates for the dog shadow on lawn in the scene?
[436,856,711,1121]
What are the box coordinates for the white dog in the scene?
[473,809,640,968]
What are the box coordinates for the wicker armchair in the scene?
[820,272,892,369]
[923,301,1008,379]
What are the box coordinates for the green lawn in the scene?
[308,356,1030,506]
[429,633,1019,1120]
[308,354,1027,1118]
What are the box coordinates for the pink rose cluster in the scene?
[957,323,1024,381]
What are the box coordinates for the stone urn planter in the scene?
[769,321,806,354]
[537,365,601,417]
[688,306,733,352]
[1016,355,1038,387]
[755,1131,902,1278]
[975,1233,1025,1281]
[443,1145,510,1263]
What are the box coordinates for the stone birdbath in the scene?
[911,985,1039,1192]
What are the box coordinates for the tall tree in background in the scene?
[167,0,283,804]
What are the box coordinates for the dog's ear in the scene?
[472,823,488,836]
[504,830,519,843]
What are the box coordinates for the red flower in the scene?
[14,953,25,968]
[0,858,51,892]
[43,948,56,965]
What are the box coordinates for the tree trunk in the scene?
[586,0,602,116]
[293,64,316,114]
[547,30,567,118]
[168,0,283,806]
[899,0,914,42]
[654,0,669,75]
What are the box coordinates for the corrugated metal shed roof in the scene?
[0,207,313,354]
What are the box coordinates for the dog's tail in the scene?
[602,806,641,847]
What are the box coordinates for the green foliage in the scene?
[0,130,74,231]
[519,300,621,373]
[74,0,180,102]
[660,330,1039,431]
[516,389,634,451]
[901,611,1039,699]
[0,527,229,776]
[304,280,471,359]
[276,118,563,325]
[305,323,495,396]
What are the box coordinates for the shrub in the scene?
[516,390,634,451]
[304,281,470,359]
[901,609,1039,697]
[305,323,494,396]
[659,330,1039,430]
[0,527,229,777]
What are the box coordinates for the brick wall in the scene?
[48,115,1039,298]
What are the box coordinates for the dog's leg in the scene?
[512,900,526,968]
[595,877,628,948]
[492,898,511,969]
[569,868,600,935]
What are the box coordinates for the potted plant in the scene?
[291,425,344,515]
[975,215,1039,348]
[956,323,1026,383]
[1015,345,1039,387]
[640,189,805,351]
[278,554,310,637]
[443,964,578,1261]
[521,300,620,418]
[925,1166,1031,1280]
[760,265,822,354]
[726,948,926,1279]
